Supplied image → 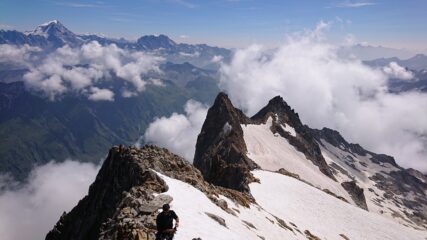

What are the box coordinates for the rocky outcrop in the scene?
[193,92,258,193]
[370,170,427,228]
[341,181,368,210]
[46,145,252,240]
[194,93,336,193]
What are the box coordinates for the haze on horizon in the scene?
[1,0,426,51]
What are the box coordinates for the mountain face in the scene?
[30,20,82,48]
[48,93,427,240]
[0,20,231,69]
[0,20,227,181]
[0,62,220,181]
[195,93,427,227]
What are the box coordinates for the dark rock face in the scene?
[46,145,251,240]
[341,181,368,210]
[194,93,336,193]
[46,146,168,240]
[193,92,258,193]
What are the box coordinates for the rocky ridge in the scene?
[46,145,251,240]
[312,127,427,229]
[194,93,336,194]
[194,93,427,229]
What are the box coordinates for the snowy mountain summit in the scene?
[46,93,427,240]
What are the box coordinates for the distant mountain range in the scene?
[338,43,418,60]
[365,54,427,71]
[0,20,231,69]
[365,54,427,92]
[0,60,220,181]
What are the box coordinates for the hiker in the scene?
[155,204,179,240]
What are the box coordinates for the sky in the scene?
[0,0,426,50]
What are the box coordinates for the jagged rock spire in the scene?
[193,92,257,193]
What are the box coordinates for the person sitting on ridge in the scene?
[155,204,179,240]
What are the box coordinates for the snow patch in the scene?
[223,122,232,134]
[281,124,297,137]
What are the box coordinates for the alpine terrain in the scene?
[46,93,427,240]
[0,20,224,181]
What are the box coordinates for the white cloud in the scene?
[88,87,115,101]
[0,23,14,30]
[0,44,41,65]
[149,78,165,86]
[0,161,99,240]
[335,1,377,8]
[219,22,427,172]
[171,0,196,8]
[53,2,103,8]
[383,62,414,80]
[179,51,200,57]
[211,55,224,63]
[144,100,208,161]
[121,89,138,98]
[23,41,163,100]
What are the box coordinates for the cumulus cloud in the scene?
[143,100,208,161]
[219,22,427,172]
[0,160,99,240]
[0,44,40,65]
[211,55,224,63]
[23,41,163,100]
[383,62,414,80]
[88,87,115,101]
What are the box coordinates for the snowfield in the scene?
[250,170,427,240]
[241,117,354,204]
[157,170,427,240]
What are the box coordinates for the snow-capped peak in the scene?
[39,20,60,27]
[31,20,70,37]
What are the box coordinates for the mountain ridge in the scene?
[45,93,427,240]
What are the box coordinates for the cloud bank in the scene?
[22,41,163,100]
[0,44,40,65]
[219,23,427,171]
[144,100,208,161]
[0,160,99,240]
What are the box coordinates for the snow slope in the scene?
[157,170,427,240]
[241,117,353,203]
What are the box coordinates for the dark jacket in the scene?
[156,210,178,232]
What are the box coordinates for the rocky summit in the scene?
[46,145,250,240]
[46,93,427,240]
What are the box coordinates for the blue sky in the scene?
[0,0,426,49]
